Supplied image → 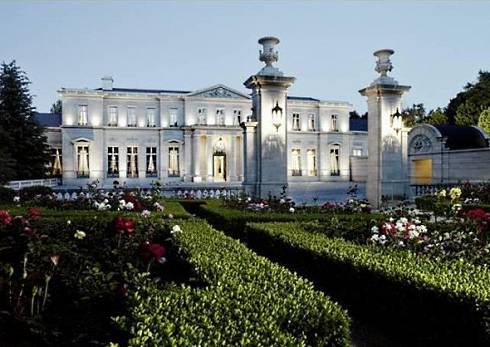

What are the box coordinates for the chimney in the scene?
[101,76,113,91]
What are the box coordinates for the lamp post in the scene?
[271,101,283,132]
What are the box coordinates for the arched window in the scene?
[168,141,180,177]
[330,145,340,176]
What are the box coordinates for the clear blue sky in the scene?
[1,1,489,113]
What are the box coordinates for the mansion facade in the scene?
[42,79,368,189]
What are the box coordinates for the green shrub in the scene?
[0,186,16,203]
[118,219,350,347]
[245,222,490,346]
[19,185,53,200]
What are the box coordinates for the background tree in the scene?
[423,107,448,125]
[0,60,50,183]
[402,103,425,127]
[478,108,490,134]
[446,71,490,125]
[50,99,62,114]
[349,110,367,119]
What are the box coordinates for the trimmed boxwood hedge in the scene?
[245,222,490,346]
[118,219,350,347]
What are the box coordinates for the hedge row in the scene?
[245,222,490,346]
[118,219,350,347]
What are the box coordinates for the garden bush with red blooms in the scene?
[0,210,13,225]
[27,207,41,220]
[112,216,136,235]
[466,208,490,232]
[139,241,166,264]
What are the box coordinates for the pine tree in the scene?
[0,61,50,182]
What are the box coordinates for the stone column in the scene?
[243,36,295,198]
[229,135,237,181]
[242,121,258,195]
[192,132,202,182]
[359,49,411,208]
[183,130,192,182]
[206,135,213,182]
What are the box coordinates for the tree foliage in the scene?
[349,110,367,119]
[50,99,62,114]
[446,71,490,125]
[402,103,425,127]
[423,107,449,125]
[0,61,50,183]
[478,108,490,134]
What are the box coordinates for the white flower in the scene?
[399,217,408,224]
[13,196,20,202]
[389,217,394,222]
[289,207,295,213]
[384,223,392,230]
[370,234,380,242]
[279,199,285,204]
[408,229,419,239]
[154,202,164,211]
[371,226,379,234]
[168,213,174,219]
[171,225,182,234]
[396,222,405,232]
[416,225,427,233]
[67,220,71,225]
[398,241,405,246]
[74,230,86,240]
[125,202,134,210]
[247,197,252,202]
[452,203,462,212]
[141,210,151,218]
[379,235,387,245]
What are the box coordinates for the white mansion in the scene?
[42,38,368,193]
[37,36,490,205]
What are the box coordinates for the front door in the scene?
[213,154,226,182]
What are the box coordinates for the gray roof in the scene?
[434,125,488,150]
[287,96,320,102]
[34,113,61,127]
[349,119,367,131]
[95,87,191,94]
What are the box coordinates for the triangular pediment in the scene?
[187,84,250,100]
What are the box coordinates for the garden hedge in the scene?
[117,219,350,347]
[245,222,490,347]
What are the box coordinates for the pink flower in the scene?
[27,208,41,220]
[0,210,13,225]
[139,241,166,263]
[113,216,135,236]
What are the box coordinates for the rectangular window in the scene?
[108,106,118,126]
[146,108,156,127]
[292,113,300,131]
[216,109,225,126]
[168,145,180,177]
[76,144,89,177]
[307,149,317,176]
[107,146,119,177]
[233,109,242,126]
[169,108,178,127]
[127,107,137,127]
[331,114,338,132]
[308,114,315,131]
[78,105,88,126]
[330,146,340,176]
[146,147,157,177]
[352,148,363,156]
[50,148,62,176]
[291,148,302,176]
[127,146,138,178]
[197,108,207,125]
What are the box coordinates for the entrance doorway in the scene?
[213,153,226,182]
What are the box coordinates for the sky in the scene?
[1,1,490,113]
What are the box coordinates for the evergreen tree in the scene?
[478,108,490,134]
[50,99,62,114]
[0,61,50,183]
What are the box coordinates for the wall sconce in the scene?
[272,101,283,132]
[391,108,403,133]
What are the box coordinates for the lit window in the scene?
[291,149,302,176]
[352,148,363,156]
[78,105,88,126]
[50,148,62,176]
[308,114,315,131]
[107,146,119,177]
[330,146,340,176]
[76,144,89,177]
[169,108,178,127]
[307,149,317,176]
[168,144,180,177]
[127,107,137,127]
[146,108,156,127]
[233,109,242,125]
[198,108,207,125]
[292,113,301,131]
[331,115,338,131]
[108,107,118,126]
[216,109,225,126]
[146,147,157,177]
[127,146,138,178]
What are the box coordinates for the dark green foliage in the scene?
[0,186,15,203]
[349,110,367,119]
[402,103,425,127]
[246,222,490,346]
[19,185,53,201]
[50,100,62,115]
[423,107,449,125]
[0,61,50,183]
[446,71,490,125]
[119,219,351,347]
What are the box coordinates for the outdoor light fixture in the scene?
[391,108,403,133]
[272,101,283,132]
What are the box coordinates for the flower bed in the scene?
[244,222,490,346]
[116,219,350,347]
